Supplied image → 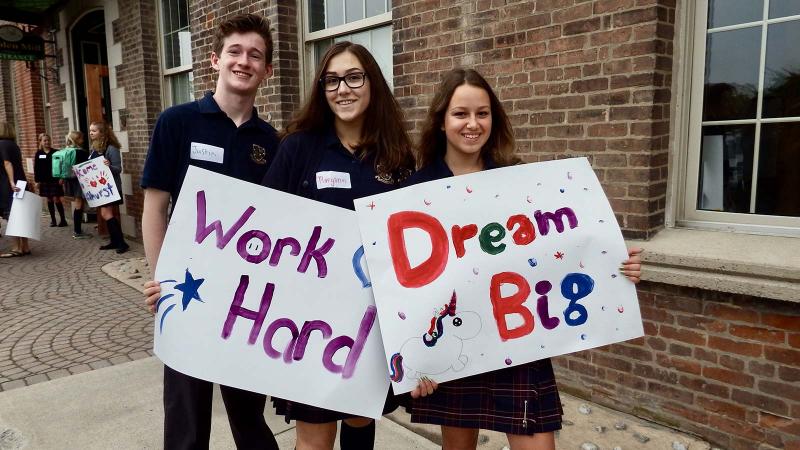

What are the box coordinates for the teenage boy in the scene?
[141,14,279,450]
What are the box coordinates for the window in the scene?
[302,0,393,90]
[683,0,800,234]
[159,0,193,106]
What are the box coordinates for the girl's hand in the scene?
[103,159,110,166]
[621,247,643,284]
[143,280,162,315]
[410,376,438,399]
[11,184,20,192]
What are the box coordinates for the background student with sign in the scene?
[34,133,68,227]
[406,68,643,450]
[88,121,128,254]
[261,41,415,450]
[141,13,280,450]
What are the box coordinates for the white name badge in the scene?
[316,171,352,189]
[190,142,225,164]
[38,154,47,159]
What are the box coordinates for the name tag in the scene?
[190,142,224,164]
[39,154,47,159]
[316,171,352,189]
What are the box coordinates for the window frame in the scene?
[677,0,800,236]
[299,1,392,97]
[156,0,194,108]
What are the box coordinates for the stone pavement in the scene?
[0,214,153,392]
[0,214,712,449]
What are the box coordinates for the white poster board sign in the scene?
[355,158,643,394]
[154,167,390,419]
[6,191,42,240]
[72,156,121,207]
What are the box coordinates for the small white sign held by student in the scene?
[72,156,121,208]
[6,191,42,240]
[354,157,643,394]
[153,167,390,419]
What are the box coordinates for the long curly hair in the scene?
[417,68,519,169]
[284,41,414,177]
[89,121,122,153]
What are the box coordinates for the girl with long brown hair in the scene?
[34,133,68,227]
[261,41,415,450]
[89,121,128,253]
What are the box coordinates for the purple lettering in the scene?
[221,275,275,344]
[297,226,335,278]
[534,207,578,236]
[322,305,376,379]
[237,230,272,264]
[293,320,333,361]
[195,190,256,249]
[269,237,301,267]
[534,280,560,330]
[263,318,299,363]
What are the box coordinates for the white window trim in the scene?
[155,0,193,108]
[298,3,392,98]
[673,0,800,236]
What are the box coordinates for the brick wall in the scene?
[392,0,675,239]
[44,38,69,146]
[190,0,301,130]
[112,0,164,234]
[553,283,800,449]
[0,60,14,125]
[11,60,46,174]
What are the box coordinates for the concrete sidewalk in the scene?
[0,355,711,449]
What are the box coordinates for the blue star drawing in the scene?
[156,269,206,333]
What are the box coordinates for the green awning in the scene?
[0,0,69,26]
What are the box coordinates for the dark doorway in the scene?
[71,9,111,138]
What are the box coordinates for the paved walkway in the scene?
[0,214,152,392]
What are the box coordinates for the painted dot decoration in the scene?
[398,312,406,320]
[505,357,512,365]
[559,188,565,193]
[601,250,608,254]
[528,258,538,267]
[580,334,587,340]
[611,274,618,278]
[472,267,479,275]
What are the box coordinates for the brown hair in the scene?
[417,68,519,169]
[285,41,414,177]
[65,130,84,148]
[89,121,122,153]
[212,14,273,64]
[0,121,16,140]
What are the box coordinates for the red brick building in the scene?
[2,1,798,449]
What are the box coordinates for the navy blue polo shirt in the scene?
[262,128,407,211]
[408,155,498,185]
[141,91,279,204]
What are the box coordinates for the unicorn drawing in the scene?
[389,291,482,382]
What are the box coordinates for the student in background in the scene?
[88,121,129,253]
[34,133,68,227]
[62,131,91,239]
[407,68,643,450]
[0,121,31,257]
[261,41,415,450]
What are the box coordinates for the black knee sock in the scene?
[56,203,66,223]
[340,421,375,450]
[47,201,56,223]
[73,209,83,234]
[106,217,126,246]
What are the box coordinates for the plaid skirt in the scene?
[37,181,64,198]
[410,358,563,435]
[272,386,401,424]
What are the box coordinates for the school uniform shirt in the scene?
[141,91,279,204]
[262,127,410,211]
[34,148,58,183]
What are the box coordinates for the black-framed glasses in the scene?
[320,72,367,92]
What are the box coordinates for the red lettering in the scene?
[387,211,448,288]
[489,272,534,341]
[507,214,535,245]
[451,224,478,258]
